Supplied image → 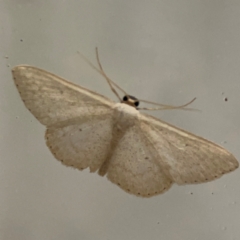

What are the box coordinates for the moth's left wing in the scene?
[12,65,114,127]
[139,113,239,185]
[45,115,114,173]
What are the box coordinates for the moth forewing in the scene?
[139,113,238,185]
[12,65,114,127]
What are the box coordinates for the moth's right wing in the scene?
[12,65,114,127]
[140,113,239,185]
[106,124,173,197]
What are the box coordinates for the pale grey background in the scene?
[1,1,240,240]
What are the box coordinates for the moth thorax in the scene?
[113,103,139,129]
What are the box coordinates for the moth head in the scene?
[122,95,140,108]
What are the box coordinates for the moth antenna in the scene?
[138,98,199,111]
[77,49,129,101]
[79,50,198,112]
[95,48,125,100]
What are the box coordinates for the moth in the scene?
[12,49,239,197]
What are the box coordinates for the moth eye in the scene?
[134,101,139,107]
[123,96,128,101]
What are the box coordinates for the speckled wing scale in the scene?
[12,65,239,198]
